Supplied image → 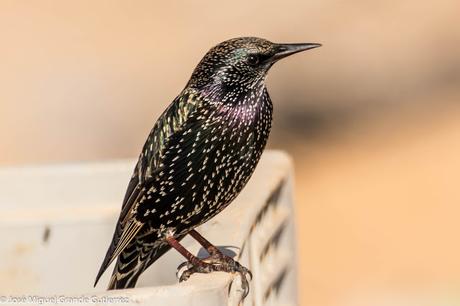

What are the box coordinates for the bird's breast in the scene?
[137,94,272,236]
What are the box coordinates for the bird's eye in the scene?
[247,54,260,66]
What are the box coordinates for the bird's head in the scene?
[187,37,321,102]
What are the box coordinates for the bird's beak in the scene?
[270,43,322,62]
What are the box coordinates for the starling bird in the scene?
[95,37,320,294]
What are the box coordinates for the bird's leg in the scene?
[189,230,251,277]
[188,229,221,256]
[165,236,215,280]
[166,232,251,298]
[187,229,252,297]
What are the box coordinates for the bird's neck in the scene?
[193,80,266,107]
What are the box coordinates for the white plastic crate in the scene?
[0,150,297,306]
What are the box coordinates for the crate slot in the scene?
[259,218,287,263]
[250,180,284,234]
[263,266,288,303]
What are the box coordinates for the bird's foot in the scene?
[177,253,252,298]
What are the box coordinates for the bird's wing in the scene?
[95,90,204,286]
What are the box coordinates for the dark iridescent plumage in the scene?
[95,37,320,290]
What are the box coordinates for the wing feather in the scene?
[94,90,202,286]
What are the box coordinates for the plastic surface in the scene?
[0,150,297,306]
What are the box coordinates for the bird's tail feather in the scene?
[108,266,142,289]
[106,237,181,290]
[104,234,186,290]
[107,245,155,290]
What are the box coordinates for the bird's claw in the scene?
[223,258,251,299]
[176,261,193,279]
[176,255,252,298]
[177,262,214,282]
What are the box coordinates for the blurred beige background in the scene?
[1,1,460,305]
